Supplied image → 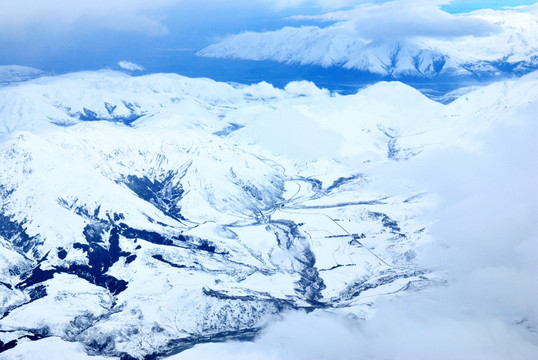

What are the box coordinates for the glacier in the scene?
[0,69,537,359]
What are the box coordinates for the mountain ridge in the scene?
[198,7,538,79]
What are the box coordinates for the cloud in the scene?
[174,95,538,360]
[0,0,368,39]
[118,61,144,71]
[0,0,177,38]
[265,0,370,11]
[307,0,500,40]
[0,0,504,42]
[355,119,538,360]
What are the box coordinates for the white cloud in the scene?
[266,0,369,11]
[353,0,498,39]
[118,61,144,71]
[296,0,500,40]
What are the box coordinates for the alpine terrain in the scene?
[0,68,537,359]
[199,5,538,79]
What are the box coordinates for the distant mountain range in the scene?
[199,6,538,78]
[0,66,45,86]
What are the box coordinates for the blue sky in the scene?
[442,0,537,12]
[0,1,536,73]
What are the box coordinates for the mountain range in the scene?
[199,6,538,78]
[0,67,536,358]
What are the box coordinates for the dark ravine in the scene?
[0,329,49,354]
[122,173,186,222]
[155,328,261,360]
[337,269,427,302]
[266,219,326,305]
[57,102,147,126]
[0,212,36,254]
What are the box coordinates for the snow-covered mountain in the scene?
[0,66,46,87]
[0,70,537,358]
[198,6,538,78]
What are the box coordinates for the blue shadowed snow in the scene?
[214,123,245,136]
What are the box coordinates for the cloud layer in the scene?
[0,0,365,39]
[289,0,500,40]
[0,0,511,43]
[0,0,178,38]
[351,0,499,39]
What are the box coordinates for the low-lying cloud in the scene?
[118,61,144,71]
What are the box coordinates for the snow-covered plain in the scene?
[0,69,537,359]
[199,5,538,78]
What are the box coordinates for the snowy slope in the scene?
[1,70,537,359]
[198,6,538,78]
[0,66,46,87]
[198,24,366,68]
